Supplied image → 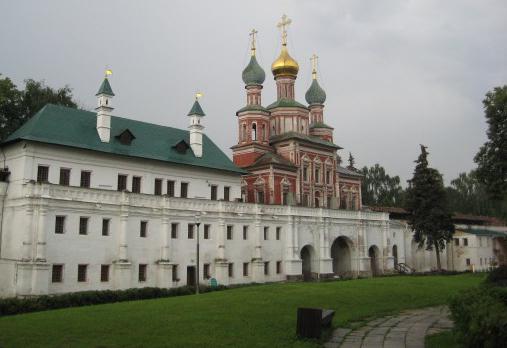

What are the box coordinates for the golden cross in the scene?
[249,29,258,56]
[310,54,318,79]
[277,14,292,45]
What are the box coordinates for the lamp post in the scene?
[195,214,201,294]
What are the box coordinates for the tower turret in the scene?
[271,15,299,100]
[95,70,114,143]
[188,94,205,158]
[242,29,266,106]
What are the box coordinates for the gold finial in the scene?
[104,67,113,77]
[195,92,203,101]
[249,29,258,56]
[277,14,292,45]
[310,54,318,79]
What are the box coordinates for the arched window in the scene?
[252,123,257,141]
[242,124,247,142]
[261,124,266,141]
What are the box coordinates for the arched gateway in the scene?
[300,245,315,281]
[331,236,353,276]
[369,245,380,276]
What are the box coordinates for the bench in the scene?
[296,307,336,339]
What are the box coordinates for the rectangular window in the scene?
[80,171,91,188]
[454,238,459,246]
[264,227,269,240]
[79,217,89,235]
[77,264,87,282]
[140,221,148,238]
[276,261,282,274]
[243,262,249,277]
[282,191,288,205]
[102,218,110,236]
[52,264,63,283]
[466,258,471,266]
[180,182,188,198]
[55,216,65,234]
[303,166,308,181]
[264,261,269,275]
[167,180,175,197]
[154,178,163,195]
[100,264,110,282]
[204,224,210,239]
[171,223,178,239]
[59,168,70,186]
[315,168,320,183]
[480,258,483,266]
[228,263,234,278]
[139,264,147,282]
[188,224,194,239]
[224,186,230,201]
[172,265,178,281]
[37,165,49,183]
[464,238,468,246]
[227,225,233,240]
[132,176,142,193]
[326,170,331,184]
[257,190,264,204]
[117,174,127,191]
[203,263,210,279]
[243,225,248,240]
[276,227,281,240]
[211,185,218,200]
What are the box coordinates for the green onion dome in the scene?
[305,79,326,105]
[242,55,266,86]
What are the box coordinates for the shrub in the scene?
[0,285,227,317]
[450,286,507,348]
[485,265,507,287]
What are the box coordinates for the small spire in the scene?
[187,93,205,116]
[310,54,318,80]
[249,29,258,56]
[277,14,292,46]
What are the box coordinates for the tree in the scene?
[474,86,507,200]
[0,75,77,141]
[348,152,355,169]
[405,145,454,271]
[360,164,404,207]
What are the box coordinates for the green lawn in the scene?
[425,331,459,348]
[0,274,482,348]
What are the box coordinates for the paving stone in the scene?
[323,342,339,348]
[332,327,351,338]
[367,326,390,336]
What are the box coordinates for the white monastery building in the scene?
[0,18,505,298]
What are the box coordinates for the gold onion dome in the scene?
[271,44,299,79]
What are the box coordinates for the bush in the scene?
[450,286,507,348]
[485,265,507,286]
[0,285,227,317]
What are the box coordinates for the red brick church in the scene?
[232,18,362,209]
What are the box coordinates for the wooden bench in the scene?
[296,307,336,339]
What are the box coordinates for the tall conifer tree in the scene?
[405,145,454,270]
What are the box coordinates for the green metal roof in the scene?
[236,104,269,115]
[3,104,245,174]
[310,121,333,130]
[267,98,308,110]
[270,131,341,149]
[96,78,115,96]
[305,79,326,105]
[242,55,266,86]
[459,228,506,238]
[187,100,205,116]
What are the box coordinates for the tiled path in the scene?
[324,306,453,348]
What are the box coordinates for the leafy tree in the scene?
[360,164,404,207]
[0,75,77,141]
[348,152,355,169]
[446,170,500,217]
[405,145,454,271]
[474,86,507,200]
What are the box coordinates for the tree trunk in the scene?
[434,242,441,271]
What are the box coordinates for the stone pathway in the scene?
[325,306,453,348]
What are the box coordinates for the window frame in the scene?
[117,174,127,191]
[171,223,178,239]
[55,215,65,234]
[80,170,91,188]
[203,224,211,239]
[138,264,147,282]
[140,220,148,238]
[100,264,110,282]
[37,165,49,183]
[154,178,163,196]
[132,176,142,193]
[59,168,71,186]
[77,264,88,282]
[79,217,89,235]
[52,264,64,283]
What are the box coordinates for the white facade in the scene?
[0,139,411,297]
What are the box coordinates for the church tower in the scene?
[305,54,334,142]
[231,29,271,168]
[188,95,205,158]
[96,71,114,143]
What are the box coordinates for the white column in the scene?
[35,206,48,261]
[22,207,34,261]
[161,215,170,261]
[119,210,128,261]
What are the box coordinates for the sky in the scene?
[1,0,506,185]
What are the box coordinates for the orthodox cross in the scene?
[277,14,292,45]
[249,29,258,56]
[310,54,318,79]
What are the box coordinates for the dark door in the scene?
[187,266,196,286]
[301,247,312,281]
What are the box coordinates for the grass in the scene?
[0,274,482,348]
[425,330,459,348]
